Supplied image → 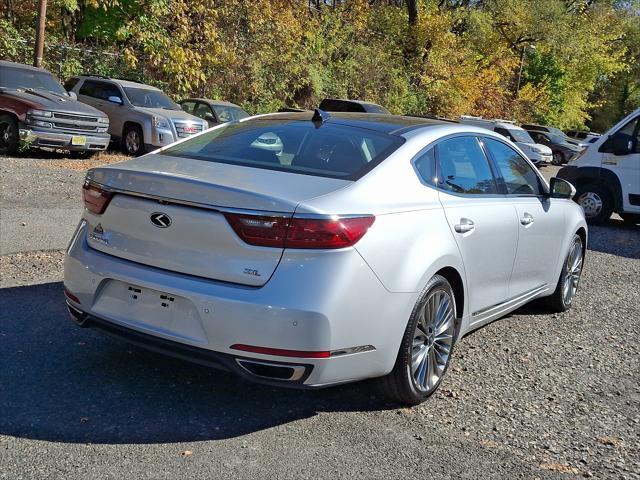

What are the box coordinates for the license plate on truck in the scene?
[71,136,87,146]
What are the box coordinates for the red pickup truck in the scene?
[0,60,110,155]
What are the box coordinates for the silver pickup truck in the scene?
[67,75,207,156]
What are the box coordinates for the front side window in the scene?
[193,102,214,121]
[79,80,121,101]
[484,138,544,196]
[212,105,249,122]
[600,116,640,154]
[435,136,498,195]
[161,118,403,180]
[529,132,550,145]
[124,87,179,110]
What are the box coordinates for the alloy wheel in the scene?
[562,237,583,307]
[411,289,455,392]
[577,192,603,218]
[125,130,141,154]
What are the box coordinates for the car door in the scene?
[600,114,640,214]
[482,137,566,298]
[434,135,519,319]
[78,80,123,137]
[193,102,217,127]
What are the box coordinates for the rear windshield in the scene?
[161,118,403,179]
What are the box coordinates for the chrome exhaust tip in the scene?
[236,359,307,381]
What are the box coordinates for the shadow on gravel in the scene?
[586,219,639,259]
[0,282,394,445]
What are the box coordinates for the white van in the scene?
[458,116,552,165]
[558,108,640,224]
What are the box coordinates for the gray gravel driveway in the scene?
[1,155,638,479]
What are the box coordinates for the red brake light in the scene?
[82,182,113,214]
[224,213,375,249]
[223,213,291,248]
[230,344,330,358]
[286,216,375,249]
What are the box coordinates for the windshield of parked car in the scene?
[212,104,249,122]
[123,87,180,110]
[497,127,535,144]
[161,118,403,180]
[0,66,67,95]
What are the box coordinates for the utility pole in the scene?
[33,0,47,68]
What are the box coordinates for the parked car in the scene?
[65,111,587,405]
[527,130,583,165]
[67,75,207,156]
[0,61,109,156]
[319,98,390,114]
[558,108,640,224]
[522,123,588,148]
[179,98,249,128]
[458,116,552,166]
[565,130,601,144]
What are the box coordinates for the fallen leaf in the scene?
[539,463,581,475]
[181,450,193,457]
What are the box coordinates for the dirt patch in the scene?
[36,151,129,172]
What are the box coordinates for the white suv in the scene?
[558,108,640,224]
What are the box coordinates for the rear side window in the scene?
[435,136,498,195]
[161,119,403,180]
[180,101,196,114]
[484,138,544,196]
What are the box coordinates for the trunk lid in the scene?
[84,154,350,286]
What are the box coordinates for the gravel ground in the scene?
[0,155,639,479]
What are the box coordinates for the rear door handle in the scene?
[454,218,475,233]
[520,212,534,226]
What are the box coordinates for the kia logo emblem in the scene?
[150,212,172,228]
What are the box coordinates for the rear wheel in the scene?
[381,274,457,405]
[575,184,613,224]
[546,234,584,313]
[122,125,145,156]
[0,114,19,155]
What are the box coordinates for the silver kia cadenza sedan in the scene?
[64,110,587,405]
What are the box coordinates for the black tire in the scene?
[552,151,565,165]
[575,184,613,224]
[0,114,19,155]
[545,234,584,313]
[122,124,145,156]
[381,274,459,405]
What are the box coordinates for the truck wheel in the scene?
[575,184,613,224]
[122,125,145,156]
[0,114,19,155]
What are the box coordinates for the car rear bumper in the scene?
[19,127,110,151]
[64,220,414,387]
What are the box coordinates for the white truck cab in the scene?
[558,108,640,224]
[458,116,552,166]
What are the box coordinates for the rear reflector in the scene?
[230,344,330,359]
[82,182,113,214]
[224,213,374,249]
[64,288,81,304]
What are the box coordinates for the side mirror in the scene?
[610,132,632,156]
[67,91,77,100]
[107,96,123,105]
[549,177,576,199]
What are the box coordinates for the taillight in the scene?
[223,213,291,248]
[286,216,375,249]
[82,182,113,214]
[224,212,375,249]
